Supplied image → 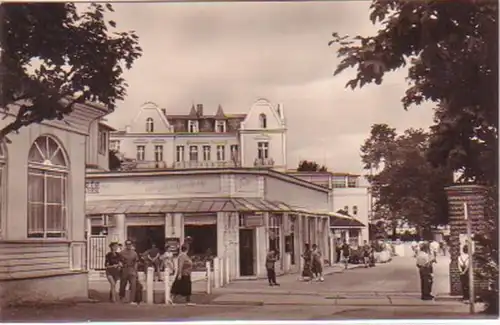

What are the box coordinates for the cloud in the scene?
[104,1,435,173]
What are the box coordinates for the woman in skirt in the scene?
[171,244,194,305]
[105,242,122,302]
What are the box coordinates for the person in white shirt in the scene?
[458,245,470,302]
[416,242,436,300]
[411,241,419,257]
[430,240,440,259]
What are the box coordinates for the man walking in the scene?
[341,240,350,270]
[416,242,436,300]
[119,239,139,304]
[265,249,279,286]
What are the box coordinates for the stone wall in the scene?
[445,184,488,296]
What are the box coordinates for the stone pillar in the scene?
[445,184,489,296]
[115,214,126,244]
[216,212,225,258]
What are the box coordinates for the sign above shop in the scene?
[92,174,222,197]
[245,215,264,228]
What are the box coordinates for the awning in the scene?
[328,211,365,228]
[85,197,337,217]
[85,197,298,215]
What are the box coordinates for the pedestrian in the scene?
[430,240,439,260]
[458,245,470,303]
[160,245,177,304]
[118,239,139,304]
[311,244,324,282]
[171,244,194,305]
[301,243,313,281]
[416,242,436,300]
[341,240,350,270]
[144,243,161,282]
[265,249,280,286]
[105,241,122,302]
[411,240,418,257]
[362,240,371,268]
[335,239,342,263]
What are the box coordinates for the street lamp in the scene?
[464,202,475,314]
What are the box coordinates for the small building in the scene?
[84,168,363,278]
[0,101,110,304]
[285,171,369,244]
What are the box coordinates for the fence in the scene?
[87,235,107,270]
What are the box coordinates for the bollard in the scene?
[225,256,230,284]
[146,267,154,304]
[213,257,220,288]
[164,267,172,304]
[205,261,212,294]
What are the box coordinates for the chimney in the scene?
[125,125,131,133]
[196,104,203,116]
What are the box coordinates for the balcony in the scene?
[172,161,240,169]
[119,160,240,171]
[254,158,274,167]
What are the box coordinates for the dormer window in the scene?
[188,120,199,133]
[215,120,226,133]
[259,113,267,128]
[146,118,154,133]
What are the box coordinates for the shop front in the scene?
[85,169,333,279]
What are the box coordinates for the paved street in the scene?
[2,255,490,321]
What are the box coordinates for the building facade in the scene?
[109,99,287,172]
[84,169,358,278]
[0,101,110,304]
[286,171,369,245]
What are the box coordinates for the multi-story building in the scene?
[109,99,287,172]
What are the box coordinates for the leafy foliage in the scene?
[0,3,142,140]
[361,124,452,236]
[330,0,498,313]
[297,160,328,172]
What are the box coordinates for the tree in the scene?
[362,124,452,238]
[109,150,122,171]
[297,160,328,172]
[0,3,142,140]
[330,0,498,313]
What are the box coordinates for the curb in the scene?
[208,300,467,307]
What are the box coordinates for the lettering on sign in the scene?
[98,176,220,195]
[86,181,100,194]
[245,215,264,228]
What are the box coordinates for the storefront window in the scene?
[268,214,282,255]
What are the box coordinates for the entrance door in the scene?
[239,228,255,276]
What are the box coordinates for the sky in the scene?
[105,1,435,174]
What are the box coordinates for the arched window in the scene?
[259,113,267,128]
[0,144,5,233]
[27,136,68,238]
[146,118,154,133]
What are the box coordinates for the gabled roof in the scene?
[215,105,225,118]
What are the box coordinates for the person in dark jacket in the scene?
[265,249,280,286]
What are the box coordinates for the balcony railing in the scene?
[172,161,240,169]
[119,160,241,171]
[254,158,274,167]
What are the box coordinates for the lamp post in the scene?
[464,202,475,314]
